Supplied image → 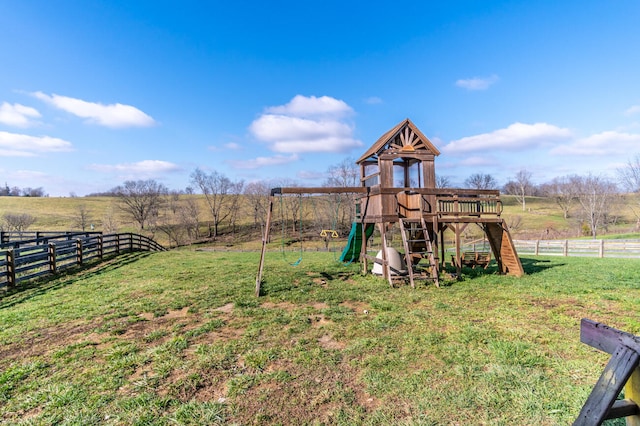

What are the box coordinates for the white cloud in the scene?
[32,92,156,128]
[364,96,383,105]
[266,95,353,118]
[88,160,181,175]
[297,170,326,180]
[225,142,242,150]
[455,74,499,91]
[0,102,41,127]
[250,95,362,155]
[228,154,299,169]
[550,131,640,156]
[442,122,572,154]
[625,105,640,116]
[0,130,73,156]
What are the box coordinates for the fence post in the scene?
[564,240,569,256]
[116,234,120,254]
[48,243,57,273]
[535,240,540,256]
[98,235,103,259]
[599,239,604,258]
[6,249,16,288]
[76,239,83,265]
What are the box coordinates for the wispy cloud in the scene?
[228,154,299,169]
[250,95,362,155]
[32,92,156,128]
[88,160,181,176]
[455,74,499,91]
[364,96,383,105]
[0,102,41,127]
[550,131,640,156]
[624,105,640,116]
[442,122,572,154]
[0,130,73,157]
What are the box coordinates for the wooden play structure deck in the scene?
[256,118,523,295]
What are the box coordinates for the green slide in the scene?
[340,222,374,263]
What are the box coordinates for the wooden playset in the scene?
[256,118,524,295]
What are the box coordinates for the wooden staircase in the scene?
[398,216,440,288]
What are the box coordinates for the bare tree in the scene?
[73,205,91,231]
[573,174,619,238]
[323,157,359,231]
[190,168,243,239]
[3,213,36,235]
[464,173,498,190]
[618,155,640,192]
[540,175,580,219]
[436,175,451,189]
[102,208,119,234]
[112,179,168,230]
[244,181,270,229]
[503,169,535,211]
[617,155,640,229]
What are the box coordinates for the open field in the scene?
[1,250,639,424]
[1,194,640,249]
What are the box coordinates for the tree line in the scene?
[4,156,640,243]
[0,183,47,197]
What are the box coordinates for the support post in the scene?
[255,195,274,297]
[48,243,56,274]
[6,249,15,288]
[76,239,83,265]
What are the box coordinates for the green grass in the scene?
[1,250,638,424]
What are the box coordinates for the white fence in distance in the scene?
[512,239,640,259]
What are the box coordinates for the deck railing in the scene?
[0,233,165,290]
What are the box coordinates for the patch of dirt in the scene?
[165,306,190,319]
[0,321,97,362]
[318,334,345,350]
[215,303,234,314]
[261,301,298,311]
[224,359,379,425]
[308,314,332,328]
[340,300,372,315]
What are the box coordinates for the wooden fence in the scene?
[0,233,165,289]
[512,239,640,259]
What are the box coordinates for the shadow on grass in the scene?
[0,251,152,309]
[442,257,562,279]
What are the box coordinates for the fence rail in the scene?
[1,233,165,290]
[513,239,640,259]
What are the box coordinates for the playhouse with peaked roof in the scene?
[256,118,523,294]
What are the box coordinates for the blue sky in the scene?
[2,1,640,196]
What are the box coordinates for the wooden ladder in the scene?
[398,216,439,288]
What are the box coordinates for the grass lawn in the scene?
[1,251,639,425]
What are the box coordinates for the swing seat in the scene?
[320,229,339,238]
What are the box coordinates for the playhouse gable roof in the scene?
[356,118,440,164]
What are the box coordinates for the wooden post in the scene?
[574,319,640,425]
[535,240,540,256]
[599,239,605,258]
[48,243,56,274]
[76,239,83,265]
[6,249,15,288]
[361,222,368,274]
[98,235,103,259]
[378,222,393,287]
[255,196,274,297]
[116,234,120,254]
[564,239,569,256]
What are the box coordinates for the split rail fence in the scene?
[0,232,165,290]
